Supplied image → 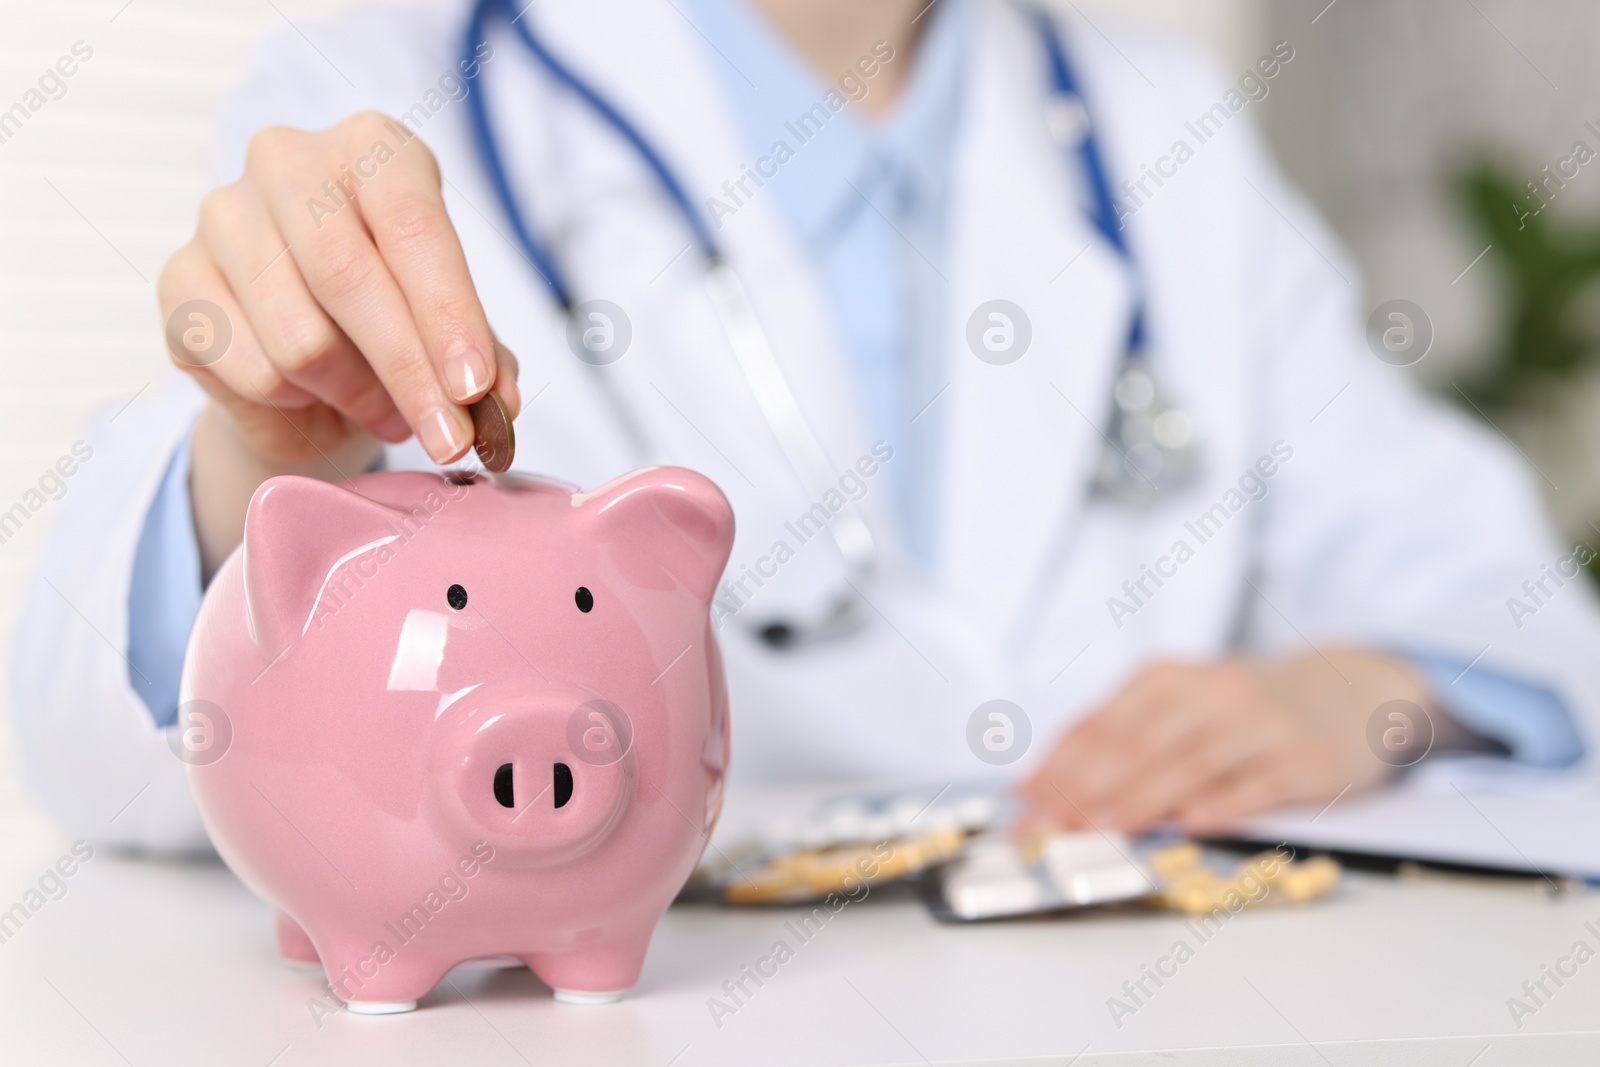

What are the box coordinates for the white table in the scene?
[2,796,1598,1066]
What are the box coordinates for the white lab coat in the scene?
[15,0,1600,852]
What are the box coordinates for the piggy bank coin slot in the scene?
[494,762,515,807]
[554,762,574,808]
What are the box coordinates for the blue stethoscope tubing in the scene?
[1024,8,1196,503]
[463,0,1145,348]
[463,0,723,308]
[1028,8,1147,357]
[459,0,1191,638]
[464,0,881,645]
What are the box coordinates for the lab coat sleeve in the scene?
[1230,110,1600,768]
[7,9,410,851]
[10,373,210,853]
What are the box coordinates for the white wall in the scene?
[0,0,386,830]
[0,0,1263,828]
[1264,0,1600,537]
[1072,0,1264,74]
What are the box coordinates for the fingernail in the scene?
[499,371,521,418]
[444,343,489,403]
[418,406,468,463]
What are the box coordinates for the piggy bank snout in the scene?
[435,695,635,868]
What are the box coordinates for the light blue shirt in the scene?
[126,0,1583,768]
[1409,651,1582,767]
[682,0,967,562]
[127,437,202,727]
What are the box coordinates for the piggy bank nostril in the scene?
[494,763,515,808]
[553,763,573,808]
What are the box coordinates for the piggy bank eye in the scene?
[575,587,594,613]
[447,584,468,610]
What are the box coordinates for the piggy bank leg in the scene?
[275,912,322,971]
[527,934,651,1004]
[312,936,451,1015]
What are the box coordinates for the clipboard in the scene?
[1227,763,1600,885]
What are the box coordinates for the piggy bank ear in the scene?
[580,467,735,602]
[242,476,401,654]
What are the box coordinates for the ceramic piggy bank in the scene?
[180,466,734,1013]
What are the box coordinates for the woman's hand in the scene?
[1016,649,1444,835]
[156,112,520,577]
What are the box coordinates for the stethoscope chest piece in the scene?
[1092,361,1200,506]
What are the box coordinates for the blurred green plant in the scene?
[1458,163,1600,584]
[1457,165,1600,410]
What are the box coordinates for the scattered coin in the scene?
[468,390,515,473]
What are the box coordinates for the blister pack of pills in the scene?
[690,783,1343,918]
[688,782,1009,905]
[924,830,1157,921]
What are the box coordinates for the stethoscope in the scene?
[1029,9,1198,504]
[462,0,1197,646]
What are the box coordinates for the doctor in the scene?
[13,0,1600,853]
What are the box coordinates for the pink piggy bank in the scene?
[179,466,734,1013]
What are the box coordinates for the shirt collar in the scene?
[680,0,970,246]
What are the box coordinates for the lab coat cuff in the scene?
[1407,650,1586,769]
[126,432,204,730]
[124,439,391,731]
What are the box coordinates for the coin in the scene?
[468,390,515,473]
